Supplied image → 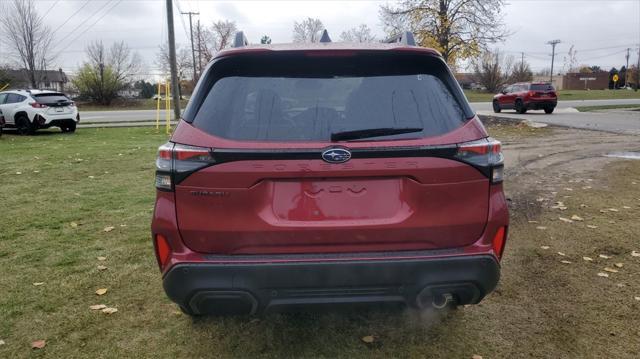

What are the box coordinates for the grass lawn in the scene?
[575,104,640,112]
[1,126,639,357]
[464,89,640,103]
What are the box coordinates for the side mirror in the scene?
[500,89,507,94]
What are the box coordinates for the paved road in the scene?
[470,98,640,112]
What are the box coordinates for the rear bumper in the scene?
[525,99,557,109]
[163,253,500,315]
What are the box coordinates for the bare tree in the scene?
[156,42,193,95]
[472,50,513,93]
[0,0,55,88]
[293,18,324,43]
[509,60,533,83]
[340,24,376,43]
[211,20,237,52]
[380,0,508,65]
[86,41,141,84]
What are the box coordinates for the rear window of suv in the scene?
[34,93,72,105]
[530,84,555,91]
[187,52,472,142]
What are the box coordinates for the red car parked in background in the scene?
[493,82,557,114]
[151,31,509,316]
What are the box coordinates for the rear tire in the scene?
[544,107,555,114]
[61,122,76,133]
[515,100,527,114]
[492,101,501,113]
[16,115,35,135]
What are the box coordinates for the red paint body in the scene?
[151,42,509,314]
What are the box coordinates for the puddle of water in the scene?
[604,151,640,159]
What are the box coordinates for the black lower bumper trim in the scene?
[163,254,500,315]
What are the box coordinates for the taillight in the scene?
[155,142,215,191]
[492,226,507,259]
[455,138,504,183]
[528,91,536,97]
[154,234,171,270]
[30,102,47,108]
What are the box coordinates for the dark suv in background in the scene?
[493,82,557,114]
[151,31,509,316]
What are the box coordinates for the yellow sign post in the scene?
[165,80,171,134]
[155,82,162,130]
[612,73,619,88]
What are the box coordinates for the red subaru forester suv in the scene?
[151,31,509,316]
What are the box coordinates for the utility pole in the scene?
[197,19,202,75]
[165,0,181,121]
[181,11,199,82]
[636,47,640,92]
[547,39,561,84]
[624,48,630,87]
[521,52,524,68]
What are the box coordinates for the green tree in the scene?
[260,35,272,44]
[134,80,155,99]
[72,63,120,105]
[380,0,508,65]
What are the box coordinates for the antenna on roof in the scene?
[384,31,417,46]
[319,29,331,43]
[233,31,249,47]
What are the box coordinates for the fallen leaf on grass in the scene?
[631,251,640,257]
[88,176,95,179]
[97,265,107,271]
[582,257,593,261]
[97,256,107,261]
[536,226,547,230]
[604,267,619,273]
[635,297,640,301]
[33,282,44,286]
[472,355,483,359]
[570,215,584,221]
[599,254,612,259]
[557,252,566,256]
[90,304,107,310]
[558,217,573,223]
[528,220,539,223]
[614,263,624,268]
[31,340,46,349]
[103,226,115,232]
[607,208,619,212]
[0,339,5,345]
[101,307,118,314]
[15,172,22,175]
[623,206,631,209]
[95,288,108,296]
[560,260,572,264]
[597,272,609,278]
[361,335,375,344]
[541,246,550,250]
[586,225,598,229]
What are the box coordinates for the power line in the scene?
[51,0,91,36]
[53,0,116,50]
[52,0,124,59]
[41,0,60,21]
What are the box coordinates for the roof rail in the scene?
[233,31,249,48]
[384,31,417,46]
[319,29,331,43]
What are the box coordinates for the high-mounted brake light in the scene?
[155,142,215,191]
[455,138,504,184]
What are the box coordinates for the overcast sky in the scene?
[2,0,639,79]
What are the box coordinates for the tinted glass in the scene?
[34,93,71,105]
[530,83,555,91]
[192,58,467,142]
[0,93,7,104]
[7,94,25,103]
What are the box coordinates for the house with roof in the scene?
[2,68,69,92]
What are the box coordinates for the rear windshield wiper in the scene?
[331,127,423,141]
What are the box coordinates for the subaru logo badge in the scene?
[321,148,351,164]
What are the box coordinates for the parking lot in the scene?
[1,112,639,358]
